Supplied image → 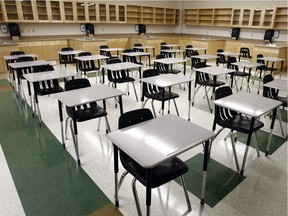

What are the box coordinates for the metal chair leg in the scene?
[132,178,142,216]
[252,133,260,157]
[173,99,180,116]
[179,175,192,211]
[230,132,240,172]
[117,171,129,193]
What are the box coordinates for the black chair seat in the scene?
[198,80,225,87]
[37,86,63,95]
[216,114,264,134]
[122,156,188,188]
[144,91,179,101]
[278,96,288,107]
[229,71,250,77]
[68,105,107,122]
[167,69,181,74]
[113,76,135,83]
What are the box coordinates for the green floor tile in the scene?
[0,87,112,216]
[237,130,287,155]
[175,153,245,208]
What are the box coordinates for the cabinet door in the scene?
[62,1,76,22]
[262,8,275,28]
[48,0,63,22]
[3,0,20,21]
[35,0,49,22]
[231,9,241,26]
[28,42,44,60]
[42,41,57,60]
[20,0,36,22]
[75,1,87,22]
[241,9,252,26]
[251,9,262,27]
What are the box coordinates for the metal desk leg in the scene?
[113,144,119,207]
[58,100,66,149]
[71,108,81,166]
[240,117,255,176]
[188,81,192,121]
[265,108,278,156]
[201,140,210,205]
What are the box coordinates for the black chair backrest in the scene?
[106,58,127,80]
[79,51,92,57]
[216,49,226,65]
[195,62,210,83]
[213,86,238,131]
[263,74,278,99]
[227,56,239,71]
[185,45,193,57]
[133,43,144,52]
[191,52,200,68]
[142,69,162,94]
[61,47,73,52]
[16,56,34,62]
[100,45,112,57]
[65,78,95,115]
[10,51,25,55]
[118,108,154,161]
[32,64,54,73]
[239,47,252,61]
[155,54,169,73]
[123,49,138,63]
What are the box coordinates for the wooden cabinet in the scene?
[126,5,179,25]
[185,6,284,29]
[48,0,62,22]
[274,7,287,30]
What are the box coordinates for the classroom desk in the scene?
[213,92,282,175]
[133,45,155,57]
[194,66,235,112]
[74,54,108,80]
[8,60,51,96]
[257,56,285,79]
[55,85,125,165]
[191,54,219,64]
[121,51,151,66]
[263,79,288,92]
[140,74,193,120]
[160,49,185,59]
[153,57,187,75]
[107,114,215,214]
[161,44,181,49]
[3,54,38,87]
[58,50,84,67]
[100,48,124,58]
[217,52,240,57]
[23,69,76,125]
[100,62,143,82]
[231,61,264,93]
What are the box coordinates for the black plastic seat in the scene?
[59,47,76,68]
[216,49,227,67]
[117,108,191,215]
[32,64,64,125]
[133,43,144,52]
[77,51,99,77]
[64,78,110,165]
[106,58,138,101]
[212,86,264,171]
[227,56,251,92]
[142,69,179,117]
[192,62,225,112]
[263,74,287,137]
[238,47,252,62]
[99,44,118,60]
[155,54,181,74]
